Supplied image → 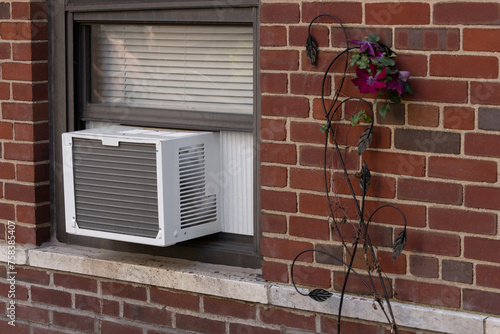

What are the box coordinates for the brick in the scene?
[262,260,288,283]
[376,103,405,125]
[12,82,48,102]
[31,286,72,307]
[0,122,13,140]
[0,22,47,41]
[54,273,98,292]
[366,3,430,25]
[0,322,29,334]
[401,228,460,256]
[434,2,500,25]
[53,311,95,333]
[407,104,439,127]
[5,183,36,203]
[4,142,49,161]
[330,124,392,150]
[13,42,48,61]
[261,118,286,141]
[431,55,498,78]
[332,27,392,48]
[366,200,427,228]
[410,255,438,278]
[476,264,500,289]
[2,62,48,81]
[15,224,50,245]
[289,216,329,240]
[429,208,496,235]
[261,214,287,234]
[291,73,331,96]
[0,203,15,220]
[395,279,460,308]
[14,122,49,142]
[0,2,10,19]
[471,81,500,105]
[176,314,225,334]
[463,289,500,316]
[261,95,309,118]
[204,297,256,319]
[442,260,473,284]
[260,73,287,94]
[394,53,427,78]
[395,28,459,51]
[101,281,147,301]
[261,3,299,23]
[428,156,497,183]
[290,121,325,145]
[0,281,29,301]
[302,2,362,24]
[465,237,500,264]
[465,133,500,158]
[464,28,500,52]
[261,189,297,213]
[395,129,460,154]
[363,151,425,177]
[260,236,313,261]
[12,2,48,20]
[465,185,500,210]
[100,321,142,334]
[443,106,475,130]
[260,307,315,331]
[123,303,171,326]
[0,42,10,59]
[332,173,396,199]
[16,304,49,324]
[291,25,329,49]
[2,102,49,121]
[260,165,287,187]
[378,250,406,274]
[229,324,280,334]
[17,163,50,182]
[334,272,392,297]
[398,179,462,205]
[260,142,296,165]
[478,107,500,131]
[333,222,393,248]
[150,288,200,311]
[17,204,50,225]
[292,264,331,288]
[299,145,359,171]
[409,78,467,104]
[322,317,382,334]
[315,243,343,266]
[15,266,49,285]
[260,25,286,47]
[260,50,299,71]
[298,192,330,217]
[74,294,101,313]
[0,162,15,179]
[290,167,328,192]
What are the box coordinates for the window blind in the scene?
[91,24,254,114]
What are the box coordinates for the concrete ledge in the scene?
[2,243,499,334]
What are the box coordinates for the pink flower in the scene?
[352,63,387,95]
[387,71,411,95]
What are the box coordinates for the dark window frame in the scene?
[49,0,261,268]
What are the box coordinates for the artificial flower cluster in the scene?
[349,33,412,119]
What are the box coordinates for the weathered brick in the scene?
[2,102,49,121]
[378,250,406,274]
[204,297,256,319]
[290,73,331,96]
[176,314,225,334]
[0,122,13,140]
[12,2,48,20]
[229,324,280,334]
[332,27,392,48]
[290,121,325,145]
[400,228,460,256]
[13,42,48,61]
[465,185,500,210]
[261,189,297,213]
[429,208,496,235]
[292,264,331,288]
[261,3,299,23]
[302,2,362,24]
[465,133,500,158]
[299,145,359,171]
[443,106,475,130]
[289,216,329,240]
[16,304,49,324]
[260,25,287,47]
[465,237,500,264]
[150,288,200,311]
[260,73,287,94]
[260,306,316,331]
[123,303,171,326]
[100,321,142,334]
[434,2,500,25]
[395,279,460,308]
[52,311,95,333]
[260,237,313,261]
[31,286,72,307]
[101,281,147,301]
[478,107,500,131]
[334,272,392,297]
[471,81,500,105]
[261,165,287,188]
[407,79,467,104]
[442,260,473,284]
[332,173,396,199]
[395,129,461,154]
[398,178,462,205]
[291,25,329,49]
[363,151,425,177]
[476,264,500,289]
[4,142,49,161]
[464,28,500,52]
[395,28,459,51]
[0,162,15,179]
[15,267,49,285]
[261,118,286,141]
[298,192,330,217]
[315,243,343,266]
[261,214,287,234]
[394,53,427,77]
[2,62,48,81]
[410,255,439,278]
[1,22,48,41]
[407,104,439,127]
[290,167,328,192]
[262,260,288,283]
[366,3,430,25]
[463,289,500,316]
[364,200,426,228]
[261,95,309,118]
[430,55,498,78]
[53,273,98,292]
[428,156,497,183]
[260,142,297,165]
[260,50,299,71]
[0,42,10,59]
[376,103,405,125]
[0,2,10,19]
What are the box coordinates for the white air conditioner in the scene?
[62,126,222,246]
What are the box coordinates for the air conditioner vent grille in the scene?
[72,138,159,238]
[178,144,217,229]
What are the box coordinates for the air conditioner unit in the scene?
[62,126,222,246]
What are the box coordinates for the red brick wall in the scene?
[0,0,50,245]
[260,1,500,316]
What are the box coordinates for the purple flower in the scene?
[398,70,410,82]
[352,63,387,95]
[348,39,382,58]
[387,70,411,95]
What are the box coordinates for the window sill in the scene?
[2,243,499,334]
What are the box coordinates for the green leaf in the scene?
[368,33,380,43]
[389,92,401,104]
[379,104,391,118]
[351,109,372,126]
[320,123,329,132]
[404,82,413,95]
[378,57,396,67]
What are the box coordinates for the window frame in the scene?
[49,0,261,268]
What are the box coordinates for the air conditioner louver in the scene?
[62,126,222,246]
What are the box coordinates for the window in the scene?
[50,0,260,267]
